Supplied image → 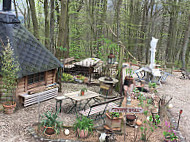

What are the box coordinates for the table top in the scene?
[74,58,101,67]
[64,90,100,101]
[99,77,119,84]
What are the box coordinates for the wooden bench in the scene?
[19,88,58,107]
[79,97,124,121]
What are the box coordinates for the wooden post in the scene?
[57,67,62,92]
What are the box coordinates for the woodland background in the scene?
[2,0,190,71]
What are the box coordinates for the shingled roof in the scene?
[0,12,63,78]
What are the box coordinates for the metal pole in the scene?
[176,110,183,130]
[38,93,41,124]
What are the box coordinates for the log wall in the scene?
[16,69,57,98]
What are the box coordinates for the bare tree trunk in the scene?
[44,0,50,49]
[13,0,18,18]
[182,15,190,69]
[29,0,39,39]
[26,0,31,30]
[55,0,60,25]
[57,0,69,58]
[50,0,55,54]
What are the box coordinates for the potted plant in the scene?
[163,131,178,142]
[40,110,63,135]
[163,121,178,142]
[73,116,94,138]
[105,112,122,129]
[148,82,157,93]
[1,40,20,114]
[80,88,87,96]
[125,68,134,85]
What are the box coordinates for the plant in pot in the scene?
[73,116,94,138]
[80,88,87,96]
[125,68,134,85]
[105,112,122,129]
[40,110,63,135]
[0,40,20,114]
[163,121,178,142]
[148,82,157,93]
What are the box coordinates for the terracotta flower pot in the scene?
[3,101,16,114]
[83,78,88,83]
[105,113,122,129]
[77,128,88,138]
[81,91,84,96]
[125,76,134,84]
[44,126,55,135]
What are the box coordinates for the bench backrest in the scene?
[91,97,124,108]
[85,97,124,119]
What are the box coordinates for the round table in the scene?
[98,77,118,98]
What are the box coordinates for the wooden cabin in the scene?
[0,12,63,107]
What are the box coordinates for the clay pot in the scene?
[125,76,134,84]
[136,119,142,126]
[81,91,85,96]
[77,128,88,138]
[126,114,136,121]
[83,78,88,83]
[3,101,16,114]
[44,126,55,135]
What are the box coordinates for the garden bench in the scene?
[19,88,58,107]
[79,97,124,121]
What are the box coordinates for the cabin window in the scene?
[28,72,45,85]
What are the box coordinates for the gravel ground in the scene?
[0,74,189,142]
[157,72,190,141]
[0,83,119,142]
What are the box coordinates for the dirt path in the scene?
[157,73,190,141]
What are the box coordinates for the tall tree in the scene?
[57,0,69,58]
[50,0,55,54]
[44,0,50,49]
[182,15,190,69]
[13,0,18,18]
[166,0,180,62]
[29,0,39,39]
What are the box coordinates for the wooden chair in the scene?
[99,83,110,99]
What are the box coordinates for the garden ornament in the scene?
[168,104,173,109]
[150,37,159,69]
[65,129,70,135]
[99,133,107,142]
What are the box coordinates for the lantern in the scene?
[107,53,115,64]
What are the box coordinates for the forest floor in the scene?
[157,72,190,141]
[0,72,189,142]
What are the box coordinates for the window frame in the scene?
[27,72,45,89]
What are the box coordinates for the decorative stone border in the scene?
[27,126,82,142]
[167,109,186,142]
